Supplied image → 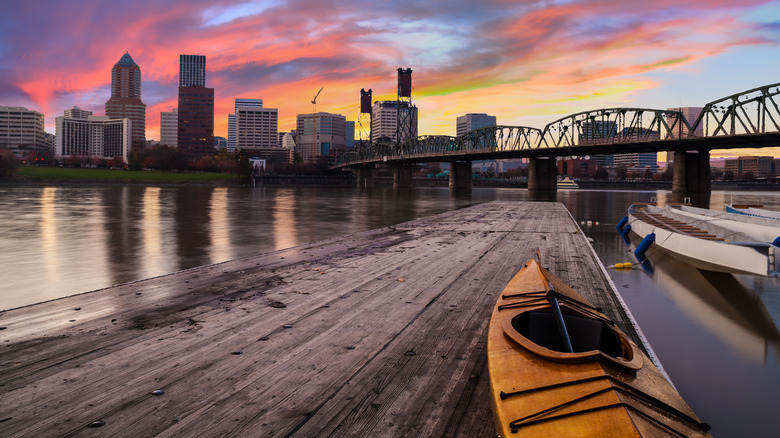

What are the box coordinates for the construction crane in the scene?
[311,87,324,112]
[312,87,324,157]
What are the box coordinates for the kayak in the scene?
[487,259,711,437]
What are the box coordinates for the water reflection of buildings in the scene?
[102,186,143,285]
[209,187,231,263]
[641,249,780,364]
[174,186,214,269]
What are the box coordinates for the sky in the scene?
[2,0,780,158]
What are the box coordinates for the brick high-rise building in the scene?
[105,52,146,153]
[177,54,214,161]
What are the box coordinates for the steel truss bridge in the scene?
[335,82,780,167]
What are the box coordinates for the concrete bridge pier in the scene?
[672,150,711,207]
[392,165,415,189]
[449,161,472,192]
[528,157,557,201]
[355,166,375,189]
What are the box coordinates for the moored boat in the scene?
[488,258,710,437]
[557,178,579,189]
[624,203,779,277]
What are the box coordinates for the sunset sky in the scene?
[2,0,779,157]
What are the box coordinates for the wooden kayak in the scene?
[487,259,711,437]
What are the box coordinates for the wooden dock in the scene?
[1,201,648,437]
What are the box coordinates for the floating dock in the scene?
[1,201,651,437]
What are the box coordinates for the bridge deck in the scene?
[1,201,647,437]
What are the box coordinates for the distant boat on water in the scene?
[557,178,579,189]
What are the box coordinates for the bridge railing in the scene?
[692,82,780,137]
[540,108,690,149]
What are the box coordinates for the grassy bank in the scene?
[15,166,235,184]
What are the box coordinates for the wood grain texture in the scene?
[0,201,655,437]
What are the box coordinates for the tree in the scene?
[0,149,20,179]
[742,171,756,182]
[593,167,609,180]
[615,166,628,180]
[724,170,734,181]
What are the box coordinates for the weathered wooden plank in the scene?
[0,201,652,437]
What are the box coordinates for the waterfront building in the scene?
[296,112,347,164]
[105,52,146,152]
[456,113,496,137]
[557,157,598,178]
[56,110,130,162]
[160,108,178,147]
[371,101,418,143]
[177,54,214,161]
[234,99,278,151]
[665,107,704,139]
[457,113,498,170]
[0,106,49,156]
[665,107,704,167]
[580,120,617,168]
[724,156,775,179]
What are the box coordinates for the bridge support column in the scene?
[392,165,414,189]
[672,150,710,207]
[355,166,374,189]
[528,157,557,201]
[449,161,472,192]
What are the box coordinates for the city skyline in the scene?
[1,0,779,158]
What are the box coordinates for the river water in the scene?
[1,184,778,436]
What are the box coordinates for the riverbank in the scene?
[7,166,236,185]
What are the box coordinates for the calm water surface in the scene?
[1,185,779,437]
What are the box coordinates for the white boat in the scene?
[556,178,579,189]
[726,204,780,220]
[625,204,780,277]
[672,205,780,246]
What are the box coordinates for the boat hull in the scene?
[628,205,776,277]
[488,259,709,437]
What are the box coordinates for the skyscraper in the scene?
[105,52,146,152]
[177,54,214,161]
[179,55,206,87]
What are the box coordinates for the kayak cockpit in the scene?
[513,310,624,357]
[501,303,643,371]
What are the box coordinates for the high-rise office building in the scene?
[160,108,178,147]
[105,52,146,152]
[177,54,214,161]
[234,99,277,150]
[56,109,130,162]
[456,113,496,137]
[0,106,49,156]
[296,112,347,164]
[179,54,206,87]
[371,101,418,143]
